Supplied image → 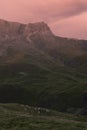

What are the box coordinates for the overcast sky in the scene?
[0,0,87,39]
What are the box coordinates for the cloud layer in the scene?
[0,0,87,39]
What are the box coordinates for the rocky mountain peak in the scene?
[24,21,53,37]
[28,22,51,32]
[0,19,53,40]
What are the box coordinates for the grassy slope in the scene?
[0,103,87,130]
[0,35,87,113]
[0,63,87,113]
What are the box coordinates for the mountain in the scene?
[0,19,87,66]
[0,19,87,114]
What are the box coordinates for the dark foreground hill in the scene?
[0,19,87,114]
[0,103,87,130]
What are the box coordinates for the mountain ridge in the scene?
[0,19,52,36]
[0,19,87,65]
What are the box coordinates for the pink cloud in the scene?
[51,12,87,40]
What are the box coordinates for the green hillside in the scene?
[0,103,87,130]
[0,63,87,114]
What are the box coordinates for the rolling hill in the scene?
[0,103,87,130]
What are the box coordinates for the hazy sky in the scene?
[0,0,87,39]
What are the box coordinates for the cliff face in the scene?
[0,19,54,50]
[0,19,53,40]
[24,22,53,36]
[0,19,87,67]
[0,19,57,66]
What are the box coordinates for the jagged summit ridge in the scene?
[0,19,53,37]
[0,19,55,58]
[24,21,53,38]
[27,21,52,32]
